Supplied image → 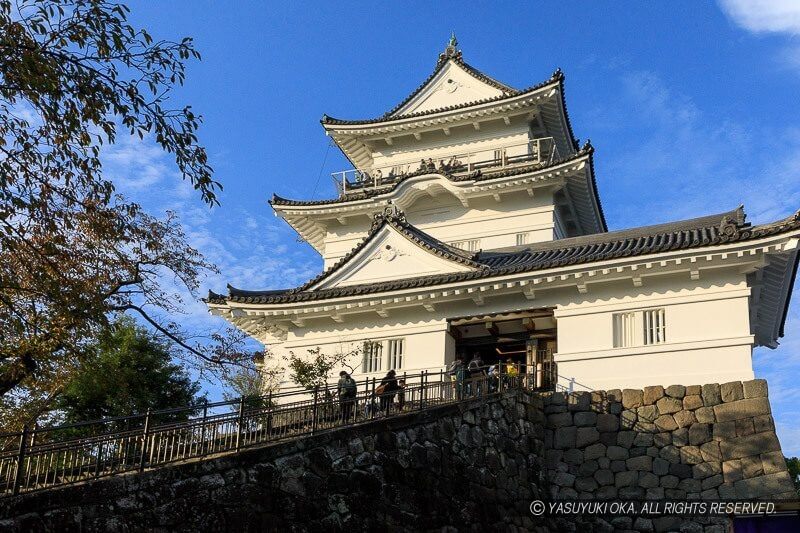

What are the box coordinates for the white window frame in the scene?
[386,338,404,370]
[515,232,530,246]
[362,341,383,373]
[449,239,480,252]
[612,308,667,348]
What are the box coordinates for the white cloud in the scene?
[718,0,800,34]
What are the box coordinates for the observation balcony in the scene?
[332,137,559,197]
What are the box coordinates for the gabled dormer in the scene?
[273,36,605,267]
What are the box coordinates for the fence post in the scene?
[266,390,274,439]
[370,378,376,419]
[200,399,209,456]
[236,397,245,452]
[139,409,152,472]
[311,386,319,435]
[422,370,428,408]
[12,425,29,496]
[569,377,575,394]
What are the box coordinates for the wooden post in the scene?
[139,410,152,472]
[236,396,246,451]
[12,425,29,495]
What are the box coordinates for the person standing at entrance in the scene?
[377,370,399,413]
[467,353,485,397]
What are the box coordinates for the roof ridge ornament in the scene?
[370,203,407,231]
[438,31,462,64]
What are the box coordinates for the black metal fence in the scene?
[0,363,557,497]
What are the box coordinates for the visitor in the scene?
[396,379,406,411]
[487,364,499,393]
[448,356,466,400]
[377,369,399,413]
[337,371,357,422]
[467,353,485,396]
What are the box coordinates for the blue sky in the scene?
[109,1,800,454]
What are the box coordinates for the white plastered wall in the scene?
[554,271,754,390]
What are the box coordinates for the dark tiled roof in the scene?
[320,69,563,127]
[207,206,800,306]
[270,146,593,208]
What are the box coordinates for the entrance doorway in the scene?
[448,309,557,389]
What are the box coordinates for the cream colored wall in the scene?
[554,271,755,390]
[261,267,757,393]
[322,191,557,267]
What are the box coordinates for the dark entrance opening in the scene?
[448,309,557,389]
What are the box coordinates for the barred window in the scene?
[516,232,529,246]
[643,308,666,345]
[613,312,636,348]
[387,339,404,370]
[449,239,480,252]
[362,341,383,373]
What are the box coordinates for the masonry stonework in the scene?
[0,381,794,532]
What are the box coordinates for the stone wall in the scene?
[543,379,796,531]
[0,381,794,532]
[0,392,552,532]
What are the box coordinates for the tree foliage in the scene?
[0,0,250,404]
[787,456,800,495]
[56,316,203,424]
[285,346,361,391]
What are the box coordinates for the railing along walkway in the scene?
[0,365,557,497]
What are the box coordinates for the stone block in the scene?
[723,459,743,483]
[701,474,722,490]
[701,383,721,406]
[686,385,702,395]
[655,414,678,432]
[660,474,679,488]
[700,441,722,463]
[576,427,600,448]
[573,411,597,427]
[626,455,652,471]
[666,385,686,399]
[715,397,772,422]
[688,423,711,446]
[742,379,768,399]
[575,476,598,492]
[610,460,627,473]
[718,482,736,499]
[692,461,721,479]
[653,457,670,475]
[617,431,636,449]
[741,455,763,478]
[680,446,703,465]
[660,445,681,464]
[606,445,629,460]
[547,411,573,428]
[683,395,703,411]
[620,409,637,430]
[597,413,619,432]
[713,420,736,440]
[720,381,744,403]
[674,410,696,428]
[584,442,606,461]
[753,414,774,433]
[596,485,617,499]
[597,456,610,469]
[669,463,693,479]
[599,432,617,446]
[639,471,659,488]
[654,432,672,448]
[578,459,599,477]
[679,478,702,492]
[622,389,643,409]
[619,486,646,499]
[735,417,755,437]
[646,487,665,500]
[594,468,615,486]
[637,405,658,423]
[615,470,638,488]
[633,433,654,447]
[734,472,795,499]
[695,406,715,424]
[672,427,689,447]
[656,397,682,416]
[551,471,576,487]
[761,451,786,475]
[563,448,583,465]
[567,392,591,412]
[643,385,664,406]
[665,488,687,499]
[720,432,781,460]
[553,426,577,449]
[700,488,720,500]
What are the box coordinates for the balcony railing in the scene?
[0,363,572,497]
[332,137,559,197]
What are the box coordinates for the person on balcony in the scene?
[448,356,466,400]
[337,371,357,422]
[377,370,399,413]
[467,353,485,396]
